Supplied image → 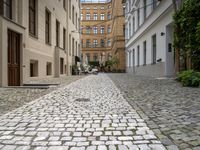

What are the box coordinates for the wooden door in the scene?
[8,30,20,86]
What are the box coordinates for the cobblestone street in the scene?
[109,74,200,150]
[0,76,83,115]
[0,74,166,150]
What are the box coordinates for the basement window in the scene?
[30,60,38,77]
[46,62,52,76]
[60,58,64,74]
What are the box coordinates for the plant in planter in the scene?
[72,65,78,75]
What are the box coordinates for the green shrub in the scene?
[177,70,200,87]
[89,61,100,67]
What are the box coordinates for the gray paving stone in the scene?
[0,74,166,149]
[1,145,17,150]
[149,144,166,150]
[98,145,107,150]
[48,146,69,150]
[16,146,31,150]
[86,146,96,150]
[109,74,200,149]
[34,147,48,150]
[118,145,128,150]
[70,147,85,150]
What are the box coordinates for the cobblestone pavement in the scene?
[0,76,84,116]
[0,74,166,150]
[109,73,200,150]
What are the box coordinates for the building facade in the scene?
[0,0,80,87]
[125,0,175,77]
[81,0,125,72]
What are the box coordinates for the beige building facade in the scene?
[0,0,80,87]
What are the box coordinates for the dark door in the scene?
[8,30,20,86]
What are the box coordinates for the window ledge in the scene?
[29,33,38,39]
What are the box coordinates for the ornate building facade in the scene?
[81,0,126,72]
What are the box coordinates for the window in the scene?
[100,26,105,34]
[72,6,75,24]
[107,25,111,33]
[69,0,71,18]
[86,26,90,34]
[76,41,78,56]
[93,26,98,34]
[78,44,80,57]
[29,0,37,36]
[86,7,90,10]
[63,28,66,49]
[132,17,135,34]
[86,53,90,62]
[63,0,66,10]
[143,0,147,19]
[75,13,78,28]
[46,62,52,75]
[123,25,125,36]
[101,6,104,9]
[86,39,90,48]
[45,9,51,44]
[152,34,157,64]
[129,22,131,38]
[56,20,60,47]
[93,13,97,20]
[101,39,105,47]
[30,60,38,77]
[107,39,111,47]
[80,26,83,34]
[143,41,146,65]
[69,34,71,55]
[152,0,157,10]
[72,38,75,56]
[93,39,98,47]
[1,0,12,19]
[93,53,98,61]
[86,13,90,20]
[94,6,97,10]
[129,51,131,67]
[81,13,83,20]
[137,7,140,28]
[137,45,140,66]
[60,58,64,74]
[107,13,111,20]
[100,14,104,20]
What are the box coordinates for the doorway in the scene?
[165,24,175,76]
[8,30,21,86]
[132,49,135,73]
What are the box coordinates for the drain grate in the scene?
[75,98,90,102]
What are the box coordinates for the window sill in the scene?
[29,33,38,39]
[45,43,52,46]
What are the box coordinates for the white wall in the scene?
[125,0,174,77]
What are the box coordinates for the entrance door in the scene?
[165,24,175,76]
[8,30,21,86]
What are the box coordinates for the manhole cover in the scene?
[75,98,90,102]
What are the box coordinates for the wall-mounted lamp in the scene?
[161,32,165,36]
